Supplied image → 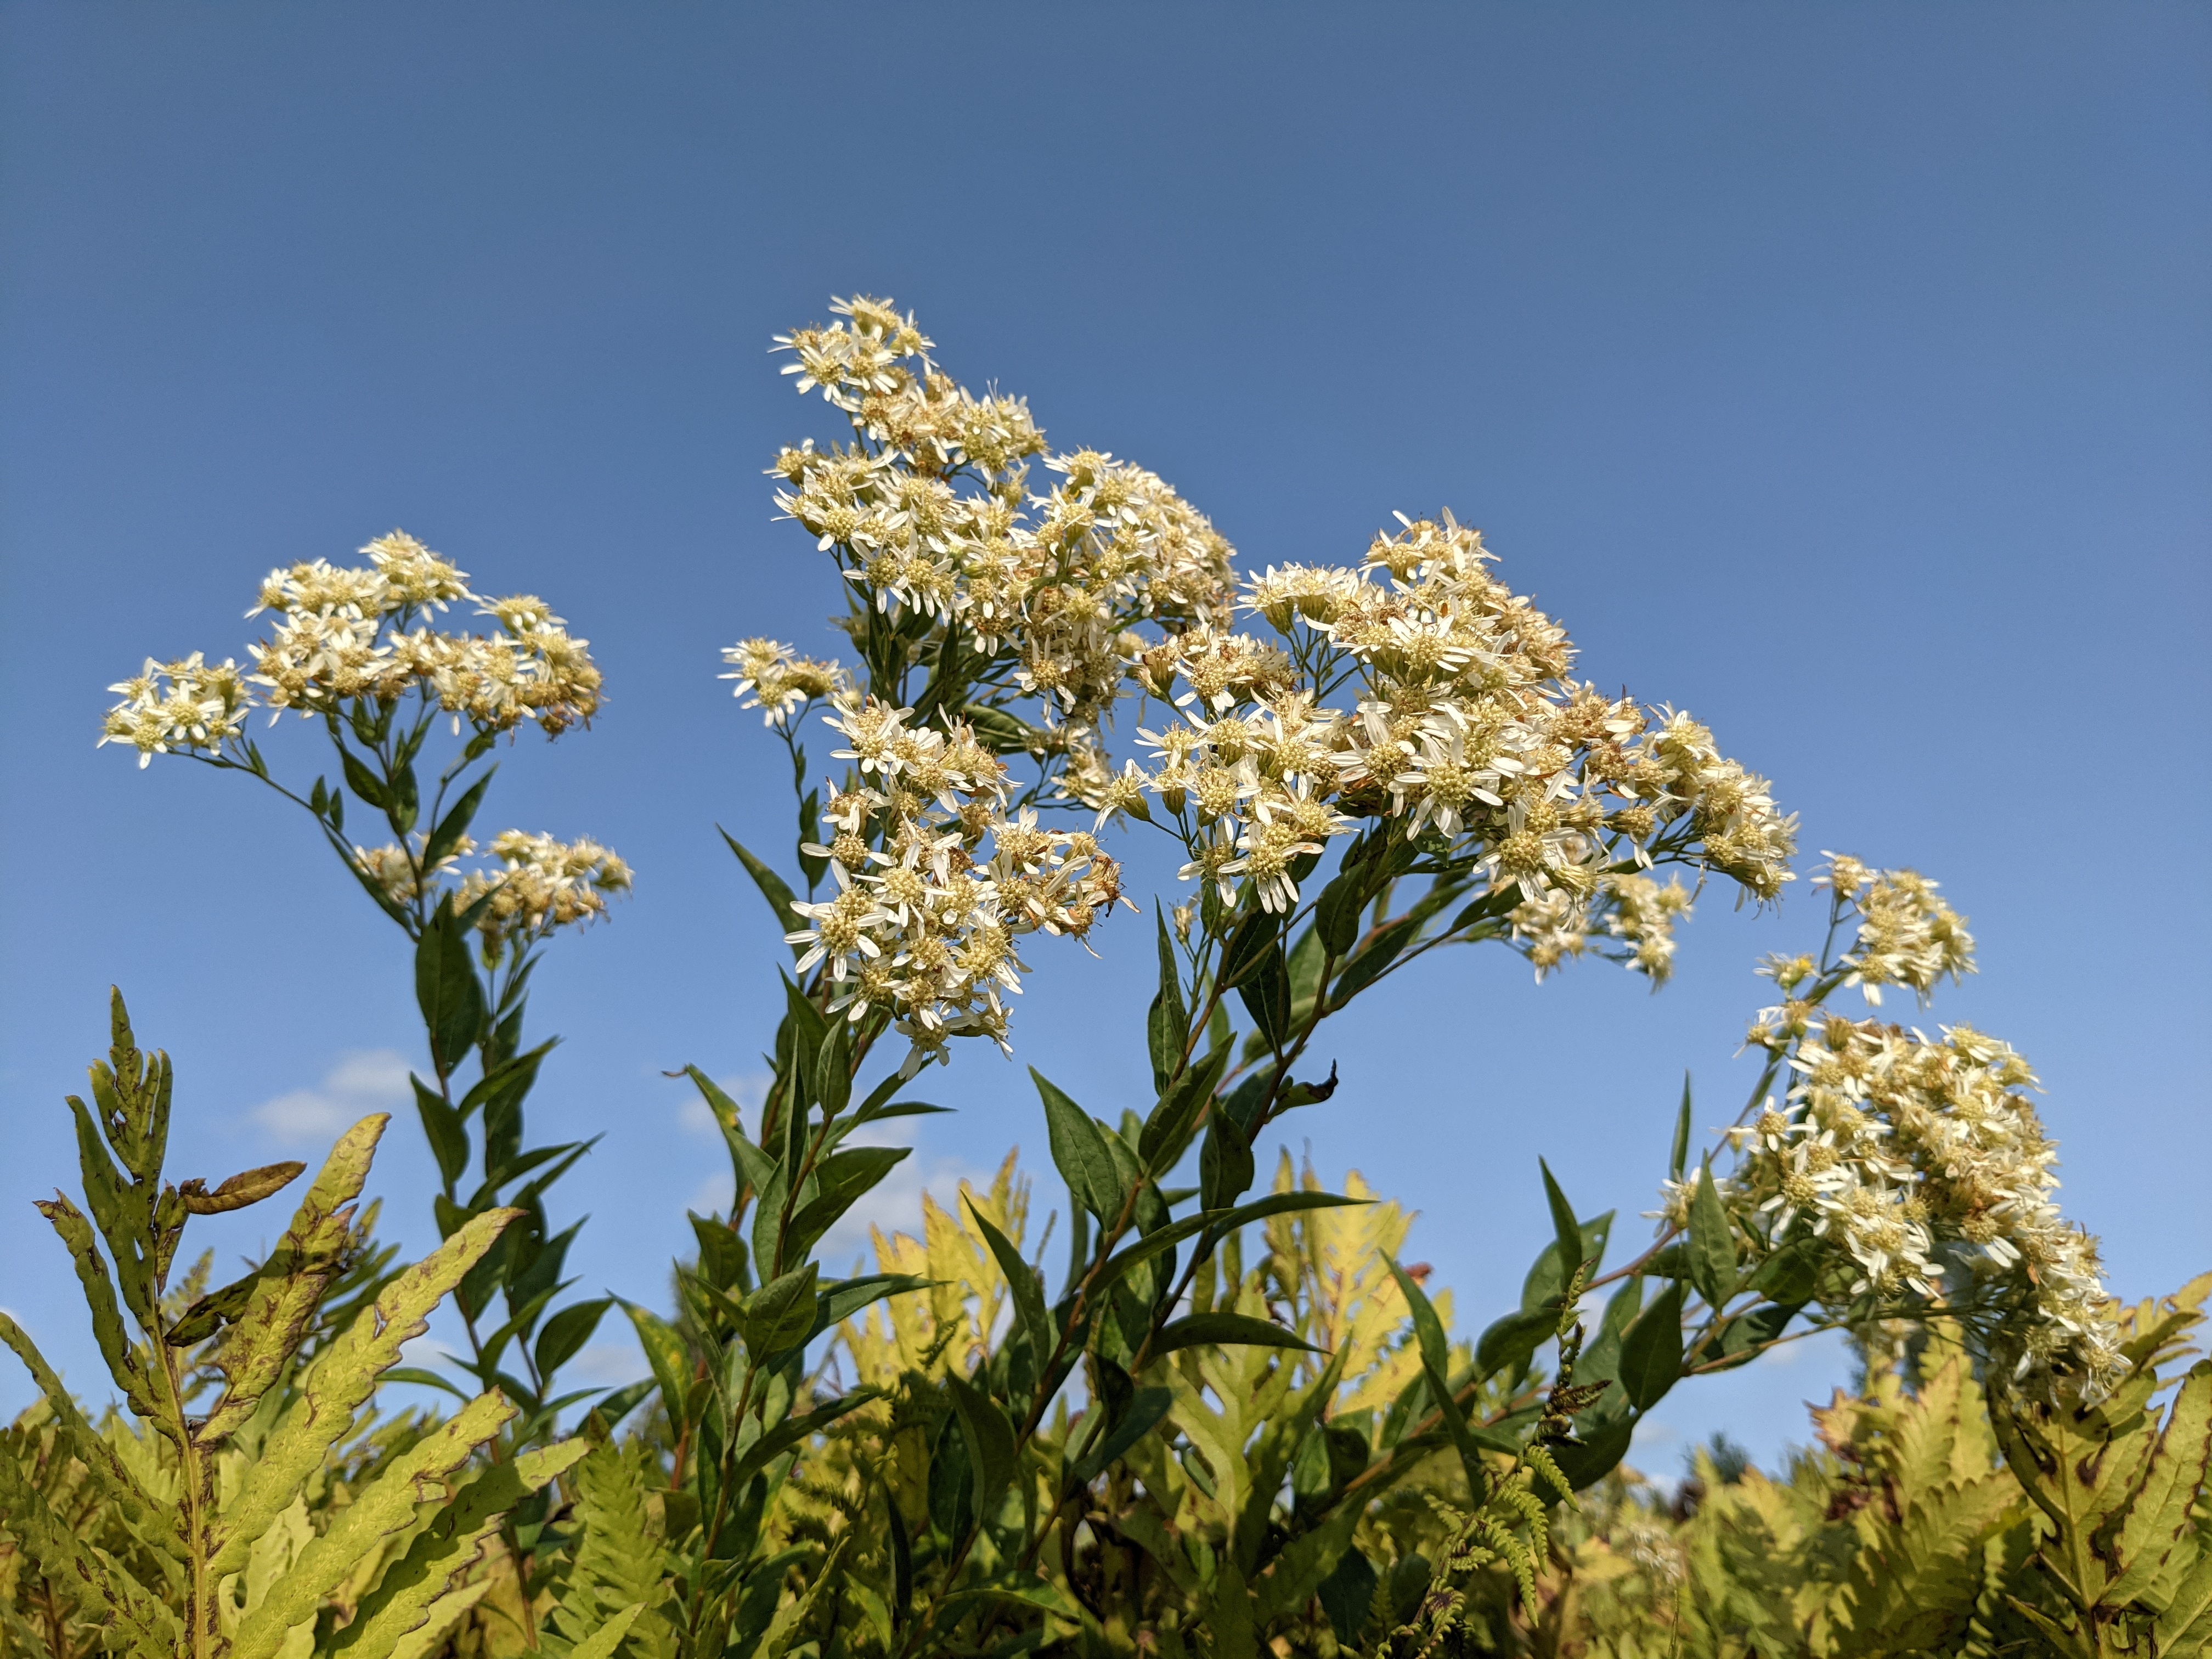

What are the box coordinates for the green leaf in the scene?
[1521,1213,1614,1313]
[1149,903,1188,1094]
[1200,1108,1256,1211]
[722,827,803,945]
[969,1201,1052,1365]
[1139,1041,1232,1174]
[31,1193,157,1417]
[1539,1159,1585,1283]
[1154,1312,1320,1354]
[0,1446,180,1656]
[1034,1068,1121,1223]
[535,1296,613,1379]
[617,1298,693,1427]
[215,1204,524,1576]
[415,902,487,1079]
[1314,862,1368,957]
[1327,915,1420,1011]
[727,1392,873,1493]
[411,1078,470,1188]
[340,746,388,809]
[421,769,493,871]
[1476,1306,1557,1383]
[808,1272,930,1341]
[1217,911,1281,990]
[743,1265,820,1358]
[1618,1282,1685,1411]
[1388,1258,1451,1377]
[0,1310,170,1545]
[1550,1417,1636,1491]
[1072,1387,1175,1484]
[945,1372,1018,1516]
[1688,1160,1739,1308]
[682,1064,746,1136]
[566,1605,646,1659]
[1237,943,1293,1052]
[1093,1192,1365,1297]
[1671,1071,1694,1180]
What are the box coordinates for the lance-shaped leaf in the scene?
[213,1204,523,1575]
[326,1438,588,1659]
[619,1297,694,1426]
[415,900,487,1079]
[1148,904,1188,1094]
[1071,1386,1176,1485]
[229,1391,517,1659]
[1154,1312,1319,1355]
[567,1605,647,1659]
[723,827,804,943]
[1538,1159,1584,1282]
[1092,1192,1365,1299]
[1688,1159,1738,1308]
[200,1114,387,1441]
[946,1372,1019,1518]
[726,1390,874,1493]
[178,1161,306,1215]
[969,1200,1052,1364]
[31,1192,160,1418]
[743,1264,820,1358]
[1034,1068,1121,1223]
[1618,1281,1685,1412]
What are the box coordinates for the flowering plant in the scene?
[0,295,2186,1659]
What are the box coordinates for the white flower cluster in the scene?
[769,296,1237,746]
[783,692,1135,1076]
[101,653,255,768]
[351,830,633,962]
[1707,862,2120,1398]
[721,637,852,729]
[100,532,604,763]
[1092,513,1797,934]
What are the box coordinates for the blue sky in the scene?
[2,4,2206,1476]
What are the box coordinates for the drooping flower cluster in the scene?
[1510,871,1695,984]
[99,532,603,763]
[349,830,633,962]
[1691,861,2119,1398]
[783,692,1133,1076]
[1089,512,1797,931]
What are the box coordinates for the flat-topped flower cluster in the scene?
[102,532,603,761]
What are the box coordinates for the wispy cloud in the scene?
[249,1049,413,1142]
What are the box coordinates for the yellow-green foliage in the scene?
[0,996,593,1659]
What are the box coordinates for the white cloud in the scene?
[677,1071,770,1137]
[250,1049,413,1142]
